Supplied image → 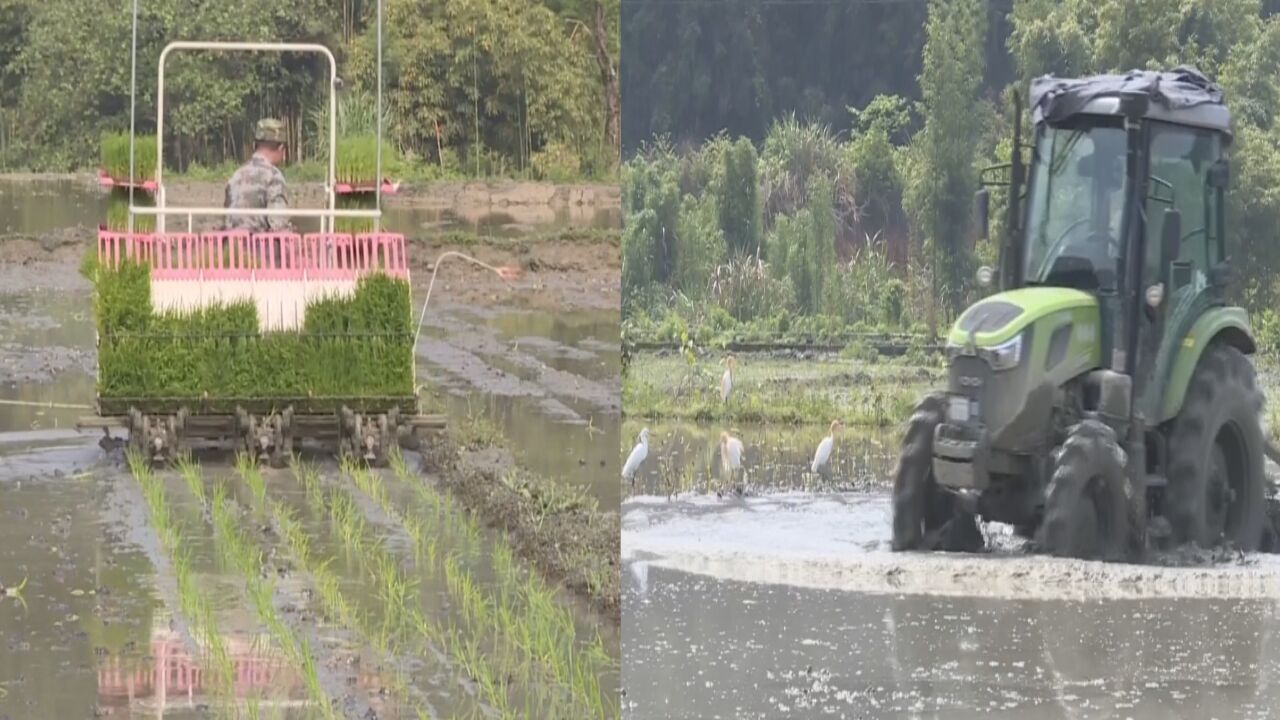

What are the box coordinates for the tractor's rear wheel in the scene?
[891,393,984,553]
[1165,344,1266,551]
[1037,419,1131,561]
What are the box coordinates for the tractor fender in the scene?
[1159,306,1256,423]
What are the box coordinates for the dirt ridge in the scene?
[423,439,620,623]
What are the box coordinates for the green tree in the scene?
[768,174,837,314]
[717,137,762,256]
[907,0,988,323]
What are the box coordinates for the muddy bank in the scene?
[420,310,621,412]
[415,235,620,313]
[423,437,620,622]
[623,492,1280,601]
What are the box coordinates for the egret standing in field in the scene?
[622,428,650,486]
[719,355,738,403]
[719,430,745,494]
[811,419,843,477]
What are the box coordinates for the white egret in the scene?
[811,419,843,474]
[719,431,745,490]
[622,427,650,484]
[719,355,738,403]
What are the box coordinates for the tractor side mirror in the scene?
[1161,207,1182,265]
[974,188,990,242]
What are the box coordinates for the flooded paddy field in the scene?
[621,352,1280,719]
[0,176,621,717]
[622,490,1280,719]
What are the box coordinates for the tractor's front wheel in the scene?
[1165,344,1266,551]
[891,393,984,553]
[1037,419,1131,561]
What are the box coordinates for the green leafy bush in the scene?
[531,141,583,183]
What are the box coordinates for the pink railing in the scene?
[97,230,408,281]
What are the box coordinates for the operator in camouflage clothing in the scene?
[224,118,292,234]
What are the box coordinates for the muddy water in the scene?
[0,440,310,717]
[624,563,1280,719]
[621,421,897,497]
[422,307,622,507]
[0,176,617,237]
[622,492,1280,718]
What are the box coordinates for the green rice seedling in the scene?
[236,451,267,509]
[217,465,339,719]
[334,135,399,186]
[127,451,240,718]
[105,189,157,232]
[357,459,615,717]
[93,266,413,406]
[101,132,159,182]
[335,192,377,234]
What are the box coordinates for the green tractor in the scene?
[892,67,1275,560]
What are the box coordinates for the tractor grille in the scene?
[949,355,993,411]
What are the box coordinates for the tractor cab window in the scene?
[1145,122,1221,293]
[1024,121,1128,290]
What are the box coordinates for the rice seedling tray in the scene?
[335,179,400,196]
[97,169,159,191]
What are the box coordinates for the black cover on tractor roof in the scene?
[1030,66,1228,132]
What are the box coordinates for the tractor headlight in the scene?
[979,334,1023,371]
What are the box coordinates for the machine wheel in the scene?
[1037,419,1131,561]
[891,393,984,553]
[1164,344,1266,551]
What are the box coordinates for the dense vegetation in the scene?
[621,0,1280,350]
[89,259,414,409]
[0,0,618,180]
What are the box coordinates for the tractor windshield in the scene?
[1023,119,1129,289]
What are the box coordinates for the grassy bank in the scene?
[623,352,941,426]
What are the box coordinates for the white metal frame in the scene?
[125,1,385,235]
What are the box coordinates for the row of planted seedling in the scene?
[135,449,616,719]
[169,453,338,719]
[234,456,437,719]
[126,451,246,719]
[352,452,617,718]
[288,457,507,717]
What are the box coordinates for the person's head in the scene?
[253,118,287,166]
